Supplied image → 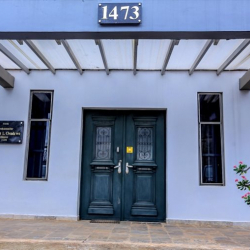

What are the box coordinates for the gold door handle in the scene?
[114,160,122,174]
[126,162,133,174]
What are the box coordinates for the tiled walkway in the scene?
[0,219,249,249]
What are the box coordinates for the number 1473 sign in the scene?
[98,3,142,25]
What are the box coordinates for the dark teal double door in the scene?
[80,110,165,221]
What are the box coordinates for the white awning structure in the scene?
[1,39,250,88]
[1,39,250,71]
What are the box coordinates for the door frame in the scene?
[77,108,167,221]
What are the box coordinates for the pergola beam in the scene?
[55,40,61,45]
[133,39,138,75]
[0,65,15,88]
[217,39,250,75]
[95,39,109,75]
[189,40,213,75]
[0,43,29,74]
[17,40,23,45]
[239,69,250,90]
[214,40,220,45]
[161,40,177,75]
[61,40,83,75]
[25,40,56,74]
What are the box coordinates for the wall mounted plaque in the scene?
[98,3,142,25]
[0,121,24,144]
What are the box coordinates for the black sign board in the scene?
[98,3,142,25]
[0,121,24,144]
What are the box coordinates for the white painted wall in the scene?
[0,70,250,222]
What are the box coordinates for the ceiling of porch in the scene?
[0,39,250,75]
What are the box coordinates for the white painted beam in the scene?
[189,40,213,75]
[17,40,23,45]
[25,40,56,74]
[213,40,220,45]
[0,65,15,88]
[0,43,29,74]
[217,39,250,75]
[161,40,177,75]
[95,39,109,75]
[61,40,83,75]
[239,69,250,90]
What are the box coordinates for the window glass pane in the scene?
[26,121,49,178]
[95,127,111,160]
[201,124,222,183]
[31,93,51,119]
[137,127,153,161]
[199,94,220,122]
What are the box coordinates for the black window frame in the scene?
[198,92,225,186]
[24,90,53,181]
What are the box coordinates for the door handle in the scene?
[126,162,133,174]
[114,160,122,174]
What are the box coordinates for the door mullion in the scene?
[121,114,126,221]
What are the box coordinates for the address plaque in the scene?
[98,3,142,25]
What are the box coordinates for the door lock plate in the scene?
[126,147,133,153]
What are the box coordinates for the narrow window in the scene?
[198,93,224,185]
[25,91,53,180]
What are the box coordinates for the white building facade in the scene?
[0,0,250,223]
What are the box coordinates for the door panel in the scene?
[123,112,165,221]
[80,112,123,220]
[80,110,165,221]
[88,169,114,215]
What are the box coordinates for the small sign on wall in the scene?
[0,121,24,144]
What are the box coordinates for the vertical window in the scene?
[198,93,224,185]
[25,91,53,180]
